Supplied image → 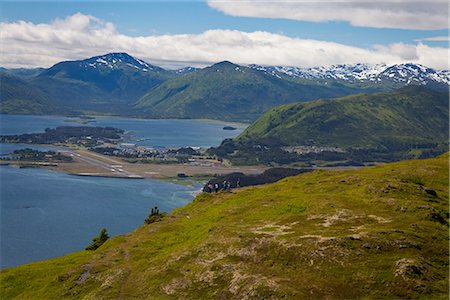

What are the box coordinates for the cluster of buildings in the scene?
[281,145,346,155]
[93,143,222,166]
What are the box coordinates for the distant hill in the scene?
[134,61,381,122]
[239,85,448,147]
[0,72,69,115]
[1,154,448,299]
[0,71,118,115]
[211,86,449,165]
[0,67,45,77]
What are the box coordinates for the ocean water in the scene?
[0,114,246,269]
[0,114,247,148]
[0,166,201,269]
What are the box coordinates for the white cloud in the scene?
[415,36,449,42]
[1,13,448,70]
[207,0,449,30]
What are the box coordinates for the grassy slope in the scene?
[238,86,449,148]
[1,154,448,299]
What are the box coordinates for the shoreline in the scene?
[0,113,251,127]
[68,172,144,179]
[0,153,268,181]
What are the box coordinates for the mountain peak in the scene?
[211,61,240,68]
[82,53,164,72]
[204,61,244,74]
[95,52,133,59]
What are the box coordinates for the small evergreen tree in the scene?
[85,228,109,251]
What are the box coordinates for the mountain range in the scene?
[249,63,450,86]
[1,53,449,121]
[133,61,375,121]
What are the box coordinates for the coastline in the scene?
[0,148,268,180]
[0,112,251,127]
[68,172,144,179]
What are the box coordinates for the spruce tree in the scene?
[85,228,109,251]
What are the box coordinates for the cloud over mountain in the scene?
[1,13,448,70]
[207,0,449,30]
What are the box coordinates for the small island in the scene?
[0,126,124,147]
[4,148,73,162]
[64,119,96,124]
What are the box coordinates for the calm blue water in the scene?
[0,114,247,148]
[0,114,245,269]
[0,166,201,269]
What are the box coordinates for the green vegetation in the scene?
[211,86,449,165]
[85,229,110,251]
[134,61,382,122]
[1,154,448,299]
[6,149,73,162]
[239,86,448,147]
[0,72,68,115]
[0,126,124,147]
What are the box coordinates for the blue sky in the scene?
[2,1,448,47]
[0,1,448,69]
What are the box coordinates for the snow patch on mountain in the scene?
[173,66,200,74]
[82,53,163,72]
[249,63,450,85]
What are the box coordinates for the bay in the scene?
[0,114,247,148]
[0,114,246,269]
[0,166,201,269]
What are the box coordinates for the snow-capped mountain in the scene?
[249,63,450,86]
[79,53,165,73]
[40,53,168,80]
[172,66,200,74]
[378,64,450,85]
[37,53,173,104]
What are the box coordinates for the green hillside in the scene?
[0,72,71,115]
[1,154,448,299]
[134,61,378,122]
[0,72,121,115]
[239,86,448,148]
[208,86,448,165]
